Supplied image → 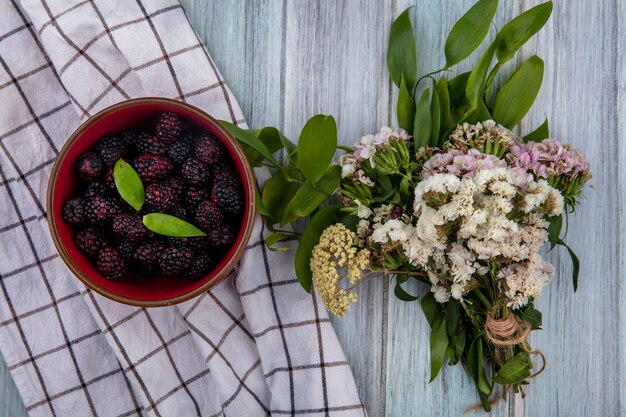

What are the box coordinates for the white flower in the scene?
[432,285,451,303]
[370,219,410,244]
[450,283,465,300]
[354,170,374,186]
[354,200,372,219]
[356,219,370,237]
[413,173,461,213]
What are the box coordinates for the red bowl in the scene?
[47,98,256,307]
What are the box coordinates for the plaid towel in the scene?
[0,0,366,416]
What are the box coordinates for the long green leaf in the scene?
[436,77,451,135]
[558,239,580,291]
[220,121,281,169]
[295,205,340,292]
[297,115,337,183]
[496,1,553,63]
[493,352,532,385]
[420,292,441,327]
[444,0,499,68]
[113,159,144,211]
[468,335,491,395]
[448,71,471,109]
[430,82,441,146]
[414,88,432,149]
[394,274,419,301]
[429,315,449,382]
[466,41,496,106]
[281,165,341,226]
[387,8,417,89]
[397,75,416,132]
[493,55,544,128]
[547,214,562,250]
[142,213,206,237]
[524,117,550,142]
[262,172,296,225]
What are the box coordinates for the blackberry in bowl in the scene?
[47,98,255,307]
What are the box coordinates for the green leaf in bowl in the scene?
[113,159,144,211]
[143,213,207,237]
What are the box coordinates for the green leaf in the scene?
[444,0,499,68]
[413,88,432,149]
[220,121,282,169]
[468,335,491,394]
[265,232,292,248]
[524,117,550,142]
[420,292,442,328]
[257,127,286,154]
[547,214,562,250]
[297,115,337,183]
[429,314,449,382]
[295,206,340,292]
[281,165,341,225]
[464,100,492,124]
[262,172,296,225]
[492,56,544,128]
[113,159,144,211]
[466,41,496,107]
[387,8,417,89]
[430,82,441,146]
[496,1,553,63]
[436,77,451,134]
[255,186,271,217]
[558,239,580,291]
[519,304,543,330]
[394,274,419,301]
[448,71,471,109]
[397,75,416,132]
[142,213,206,237]
[493,352,532,385]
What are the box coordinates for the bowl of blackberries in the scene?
[47,98,256,306]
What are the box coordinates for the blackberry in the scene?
[116,241,137,262]
[145,182,178,212]
[112,214,147,243]
[159,246,194,276]
[97,246,126,280]
[195,134,223,164]
[166,176,186,199]
[185,256,213,280]
[155,112,182,143]
[194,200,223,232]
[134,241,165,276]
[213,163,241,188]
[211,183,244,216]
[133,154,173,183]
[181,157,211,186]
[207,223,235,248]
[95,134,129,166]
[186,236,211,253]
[104,166,115,185]
[84,195,122,225]
[185,187,208,212]
[62,198,85,225]
[168,204,189,221]
[136,131,167,155]
[77,152,105,181]
[119,129,139,145]
[75,227,107,258]
[167,139,193,165]
[84,181,112,199]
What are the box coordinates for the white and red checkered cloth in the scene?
[0,0,366,416]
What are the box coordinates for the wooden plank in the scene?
[180,0,285,129]
[0,350,27,417]
[281,2,394,415]
[514,0,622,415]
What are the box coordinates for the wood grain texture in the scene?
[1,1,624,416]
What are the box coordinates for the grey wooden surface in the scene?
[1,1,623,416]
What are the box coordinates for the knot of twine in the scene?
[463,314,547,414]
[484,313,531,348]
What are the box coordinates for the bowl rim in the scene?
[47,97,256,307]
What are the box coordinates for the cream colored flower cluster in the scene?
[369,166,564,309]
[310,224,370,317]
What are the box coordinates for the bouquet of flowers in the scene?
[221,0,590,411]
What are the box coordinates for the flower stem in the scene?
[473,288,493,310]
